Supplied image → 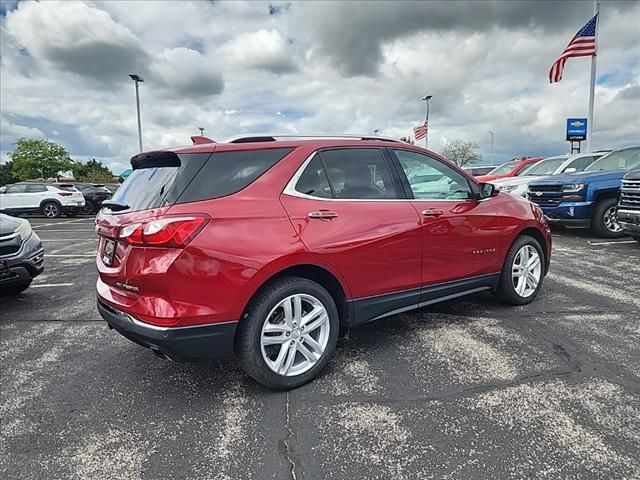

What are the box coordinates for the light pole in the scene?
[489,130,494,154]
[374,129,380,136]
[198,127,205,136]
[421,95,432,148]
[129,74,144,152]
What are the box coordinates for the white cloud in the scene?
[0,0,638,173]
[219,29,297,73]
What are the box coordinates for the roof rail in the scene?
[229,134,401,144]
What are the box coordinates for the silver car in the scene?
[492,152,605,196]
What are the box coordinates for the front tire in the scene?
[41,202,61,218]
[494,235,545,305]
[235,276,339,390]
[592,198,624,238]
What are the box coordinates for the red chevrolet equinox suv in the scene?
[96,135,551,389]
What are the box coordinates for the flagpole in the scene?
[587,0,599,153]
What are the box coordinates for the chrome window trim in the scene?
[282,150,480,203]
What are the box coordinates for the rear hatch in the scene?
[95,146,293,316]
[53,184,86,205]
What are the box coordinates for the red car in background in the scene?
[476,157,544,182]
[96,135,551,390]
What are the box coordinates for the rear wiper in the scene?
[101,201,130,212]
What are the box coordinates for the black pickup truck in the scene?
[617,169,640,242]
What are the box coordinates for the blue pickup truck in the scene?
[527,146,640,238]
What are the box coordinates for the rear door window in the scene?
[314,148,397,199]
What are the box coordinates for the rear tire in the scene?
[494,235,545,305]
[41,202,61,218]
[1,280,32,296]
[592,198,624,238]
[235,276,339,390]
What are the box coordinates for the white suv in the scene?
[0,182,85,218]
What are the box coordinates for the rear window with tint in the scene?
[108,148,293,213]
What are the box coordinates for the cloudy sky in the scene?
[1,0,639,174]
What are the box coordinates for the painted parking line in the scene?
[32,218,94,229]
[40,239,98,242]
[30,283,75,288]
[45,254,96,257]
[31,228,95,235]
[587,240,638,246]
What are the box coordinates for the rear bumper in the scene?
[97,299,237,362]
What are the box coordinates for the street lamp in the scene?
[421,95,432,148]
[198,127,205,136]
[489,130,494,154]
[374,129,380,136]
[129,74,144,152]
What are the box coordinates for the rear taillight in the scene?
[118,216,208,248]
[58,192,73,197]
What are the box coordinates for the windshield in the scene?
[488,160,519,176]
[522,157,567,176]
[585,147,640,172]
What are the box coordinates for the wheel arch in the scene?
[593,189,619,203]
[239,261,351,332]
[39,198,63,209]
[512,226,550,274]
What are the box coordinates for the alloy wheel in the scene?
[511,245,542,298]
[260,294,330,377]
[603,206,622,233]
[43,204,59,217]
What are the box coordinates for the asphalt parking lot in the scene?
[1,217,639,480]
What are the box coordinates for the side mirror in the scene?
[478,182,498,199]
[564,167,577,173]
[0,186,6,194]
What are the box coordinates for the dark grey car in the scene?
[0,213,44,295]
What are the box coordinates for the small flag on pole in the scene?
[413,122,428,141]
[549,14,598,83]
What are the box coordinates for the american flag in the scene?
[413,122,428,141]
[549,14,598,83]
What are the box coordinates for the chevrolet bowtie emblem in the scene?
[570,120,585,127]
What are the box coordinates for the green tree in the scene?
[72,158,115,183]
[9,138,75,180]
[400,136,415,145]
[441,139,481,167]
[0,161,18,186]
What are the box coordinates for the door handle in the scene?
[422,209,444,217]
[308,210,339,219]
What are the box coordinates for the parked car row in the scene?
[0,181,118,217]
[486,146,640,238]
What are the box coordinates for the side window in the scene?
[392,149,473,200]
[26,184,47,193]
[176,148,293,204]
[319,148,397,199]
[295,156,332,198]
[5,184,27,194]
[567,156,596,171]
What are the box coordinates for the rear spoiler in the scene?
[130,151,181,170]
[191,135,216,145]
